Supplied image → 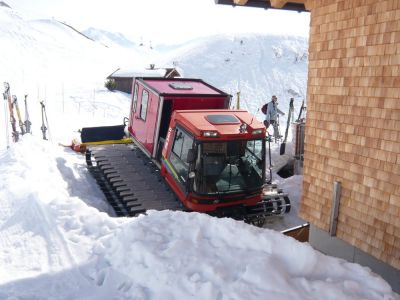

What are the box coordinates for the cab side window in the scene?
[169,127,193,183]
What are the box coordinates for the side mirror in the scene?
[186,149,195,163]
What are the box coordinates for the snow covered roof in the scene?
[108,67,181,79]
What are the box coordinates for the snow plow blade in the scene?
[246,185,291,226]
[81,124,126,143]
[81,138,133,146]
[211,185,290,227]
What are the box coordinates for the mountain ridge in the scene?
[0,5,308,131]
[83,27,136,49]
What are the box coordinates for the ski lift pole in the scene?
[266,134,273,184]
[40,101,47,140]
[280,98,294,155]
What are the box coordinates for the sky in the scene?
[6,0,310,44]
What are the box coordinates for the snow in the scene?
[109,68,173,79]
[83,27,137,49]
[0,5,398,300]
[0,140,397,299]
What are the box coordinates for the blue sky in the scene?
[7,0,310,44]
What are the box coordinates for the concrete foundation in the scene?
[309,224,400,294]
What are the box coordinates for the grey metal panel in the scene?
[309,224,400,294]
[152,96,164,158]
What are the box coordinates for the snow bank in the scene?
[0,136,116,283]
[94,210,396,300]
[0,137,398,299]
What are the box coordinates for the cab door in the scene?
[128,82,139,134]
[130,86,158,155]
[163,126,194,198]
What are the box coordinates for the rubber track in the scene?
[86,144,183,217]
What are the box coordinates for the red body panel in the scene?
[171,97,226,111]
[161,158,262,212]
[128,78,230,157]
[184,193,262,212]
[129,84,158,154]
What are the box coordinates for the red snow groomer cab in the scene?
[127,77,290,222]
[161,110,268,214]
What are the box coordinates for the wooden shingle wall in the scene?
[299,0,400,269]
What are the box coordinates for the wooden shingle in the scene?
[300,0,400,269]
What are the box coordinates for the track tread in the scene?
[87,144,183,217]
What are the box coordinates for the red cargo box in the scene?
[128,77,231,159]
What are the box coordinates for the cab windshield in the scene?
[192,139,265,195]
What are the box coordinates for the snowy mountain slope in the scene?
[81,28,308,124]
[81,27,163,72]
[83,27,136,48]
[0,6,135,149]
[0,1,10,8]
[80,24,308,130]
[0,2,306,151]
[0,9,108,84]
[162,34,308,121]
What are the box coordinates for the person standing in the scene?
[263,95,285,140]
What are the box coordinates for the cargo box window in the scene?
[132,83,138,113]
[140,90,149,120]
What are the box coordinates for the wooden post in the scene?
[329,181,341,236]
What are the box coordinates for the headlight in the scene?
[203,131,219,137]
[252,129,264,135]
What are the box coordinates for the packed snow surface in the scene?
[0,5,398,300]
[0,138,397,300]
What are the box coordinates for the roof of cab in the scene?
[136,77,230,97]
[173,109,265,138]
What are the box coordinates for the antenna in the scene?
[250,108,259,125]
